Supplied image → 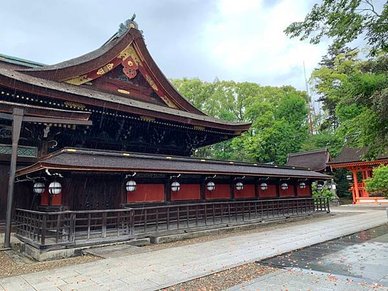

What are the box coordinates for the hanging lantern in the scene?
[299,182,306,189]
[171,181,181,192]
[260,183,268,191]
[33,182,45,194]
[280,183,288,190]
[346,174,353,181]
[125,180,137,192]
[206,181,216,191]
[317,183,323,191]
[235,182,244,191]
[48,181,62,195]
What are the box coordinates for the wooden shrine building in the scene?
[286,149,331,173]
[329,147,388,204]
[0,18,330,254]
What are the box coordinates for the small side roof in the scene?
[16,148,331,180]
[329,147,388,168]
[286,148,330,172]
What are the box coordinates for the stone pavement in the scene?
[228,268,387,291]
[0,207,387,291]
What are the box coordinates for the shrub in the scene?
[365,165,388,197]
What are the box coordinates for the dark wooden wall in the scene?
[0,156,36,221]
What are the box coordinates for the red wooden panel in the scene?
[127,184,165,203]
[51,193,63,206]
[297,185,311,197]
[235,184,255,199]
[279,184,295,197]
[258,184,277,198]
[40,189,49,206]
[206,184,230,200]
[171,184,200,201]
[40,189,62,206]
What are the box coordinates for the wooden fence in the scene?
[14,197,329,249]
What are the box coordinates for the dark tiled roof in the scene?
[0,53,45,69]
[286,149,330,172]
[330,147,388,164]
[16,148,331,179]
[0,68,250,130]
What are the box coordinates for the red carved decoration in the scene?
[122,56,138,79]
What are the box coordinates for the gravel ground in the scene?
[0,251,99,279]
[162,262,276,291]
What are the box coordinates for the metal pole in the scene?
[4,108,24,248]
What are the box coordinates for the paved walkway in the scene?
[228,268,387,291]
[0,207,387,291]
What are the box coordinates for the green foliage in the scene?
[312,183,334,200]
[365,165,388,197]
[284,0,388,56]
[308,51,388,156]
[171,79,309,164]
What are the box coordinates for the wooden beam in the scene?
[4,108,24,248]
[0,112,92,126]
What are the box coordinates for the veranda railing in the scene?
[14,197,329,249]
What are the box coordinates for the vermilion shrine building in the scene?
[329,147,388,204]
[0,18,329,255]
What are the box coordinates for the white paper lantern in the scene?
[235,182,244,191]
[206,181,216,191]
[280,183,288,190]
[171,181,181,192]
[48,182,62,195]
[260,183,268,191]
[33,182,45,194]
[126,180,137,192]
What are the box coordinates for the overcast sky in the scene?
[0,0,329,91]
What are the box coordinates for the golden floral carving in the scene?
[145,74,159,91]
[96,63,114,75]
[117,89,130,95]
[118,45,141,65]
[65,74,92,85]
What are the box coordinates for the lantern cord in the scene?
[45,169,63,178]
[125,172,136,179]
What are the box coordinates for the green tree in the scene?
[172,79,310,164]
[365,165,388,197]
[308,51,387,156]
[284,0,388,55]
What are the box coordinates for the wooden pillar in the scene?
[165,179,171,204]
[230,180,235,201]
[200,178,206,201]
[293,182,298,197]
[352,169,360,204]
[4,108,24,248]
[254,181,259,199]
[276,179,280,198]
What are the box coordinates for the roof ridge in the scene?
[288,148,328,157]
[0,53,45,68]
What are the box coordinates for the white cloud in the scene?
[0,0,329,91]
[202,0,328,89]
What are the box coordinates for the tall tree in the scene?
[172,79,309,164]
[285,0,388,56]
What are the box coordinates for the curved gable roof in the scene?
[19,26,204,115]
